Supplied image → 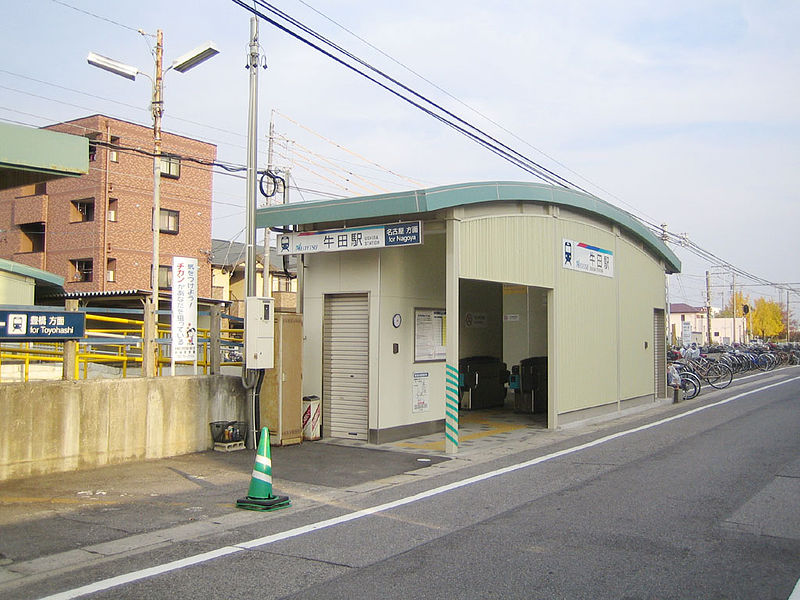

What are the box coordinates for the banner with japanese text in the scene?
[171,257,198,361]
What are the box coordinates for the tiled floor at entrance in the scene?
[388,408,547,454]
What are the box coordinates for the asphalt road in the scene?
[5,370,800,600]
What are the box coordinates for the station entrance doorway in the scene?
[458,280,550,428]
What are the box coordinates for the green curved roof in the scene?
[256,181,680,273]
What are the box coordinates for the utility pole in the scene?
[245,18,259,300]
[243,16,261,449]
[705,271,712,346]
[144,29,164,378]
[787,289,791,343]
[262,110,276,297]
[731,272,736,345]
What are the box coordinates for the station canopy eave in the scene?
[0,122,89,191]
[255,181,680,274]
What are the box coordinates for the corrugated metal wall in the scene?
[458,205,667,419]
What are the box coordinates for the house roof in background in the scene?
[670,303,705,314]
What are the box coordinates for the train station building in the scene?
[256,181,681,452]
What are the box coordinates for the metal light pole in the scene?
[88,34,218,376]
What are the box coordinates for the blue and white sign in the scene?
[0,310,85,340]
[562,238,614,278]
[277,221,423,255]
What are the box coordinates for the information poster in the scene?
[414,308,446,362]
[412,372,430,413]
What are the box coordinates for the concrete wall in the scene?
[0,375,246,481]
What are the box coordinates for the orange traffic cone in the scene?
[236,427,291,511]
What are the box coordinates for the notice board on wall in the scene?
[414,308,446,362]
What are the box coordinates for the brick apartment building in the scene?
[0,114,216,297]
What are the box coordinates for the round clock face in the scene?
[392,313,402,328]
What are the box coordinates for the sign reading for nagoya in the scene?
[0,310,85,341]
[277,221,423,255]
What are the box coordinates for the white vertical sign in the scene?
[172,257,198,366]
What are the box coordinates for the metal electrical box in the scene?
[245,297,274,369]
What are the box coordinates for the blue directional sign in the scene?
[0,310,85,341]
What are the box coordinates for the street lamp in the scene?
[88,31,218,376]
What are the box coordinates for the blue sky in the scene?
[2,0,799,308]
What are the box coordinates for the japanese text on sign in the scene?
[414,308,446,362]
[0,310,85,340]
[562,238,614,278]
[171,257,198,362]
[277,221,423,255]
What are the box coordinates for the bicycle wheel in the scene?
[705,363,733,389]
[681,375,700,400]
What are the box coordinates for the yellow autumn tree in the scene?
[751,297,784,339]
[716,290,749,318]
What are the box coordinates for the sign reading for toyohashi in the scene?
[277,221,423,255]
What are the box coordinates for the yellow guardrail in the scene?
[0,316,244,382]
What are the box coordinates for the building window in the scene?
[89,142,97,162]
[109,136,120,162]
[19,223,45,253]
[158,264,172,289]
[160,154,181,179]
[70,199,95,222]
[680,315,685,322]
[106,258,117,282]
[159,208,179,234]
[108,198,118,222]
[71,259,93,282]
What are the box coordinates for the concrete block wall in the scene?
[0,375,246,482]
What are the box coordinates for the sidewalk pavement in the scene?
[0,399,675,584]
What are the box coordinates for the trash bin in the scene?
[302,395,321,440]
[458,356,508,409]
[514,356,548,414]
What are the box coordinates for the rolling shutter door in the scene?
[323,293,369,440]
[654,308,666,398]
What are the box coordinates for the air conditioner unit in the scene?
[106,270,115,282]
[108,210,117,222]
[109,150,118,162]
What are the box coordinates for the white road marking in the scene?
[39,375,800,600]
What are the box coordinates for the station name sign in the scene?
[562,238,614,278]
[0,310,85,341]
[277,221,423,255]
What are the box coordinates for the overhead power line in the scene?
[229,0,798,301]
[230,0,593,193]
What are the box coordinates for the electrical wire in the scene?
[230,0,591,192]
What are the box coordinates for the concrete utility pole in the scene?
[262,110,276,298]
[245,18,259,300]
[706,271,712,346]
[731,272,736,345]
[145,29,164,377]
[243,16,261,449]
[787,289,791,343]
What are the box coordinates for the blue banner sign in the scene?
[0,310,86,340]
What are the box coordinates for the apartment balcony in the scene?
[14,194,48,225]
[12,251,45,270]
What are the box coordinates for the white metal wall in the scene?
[322,293,369,440]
